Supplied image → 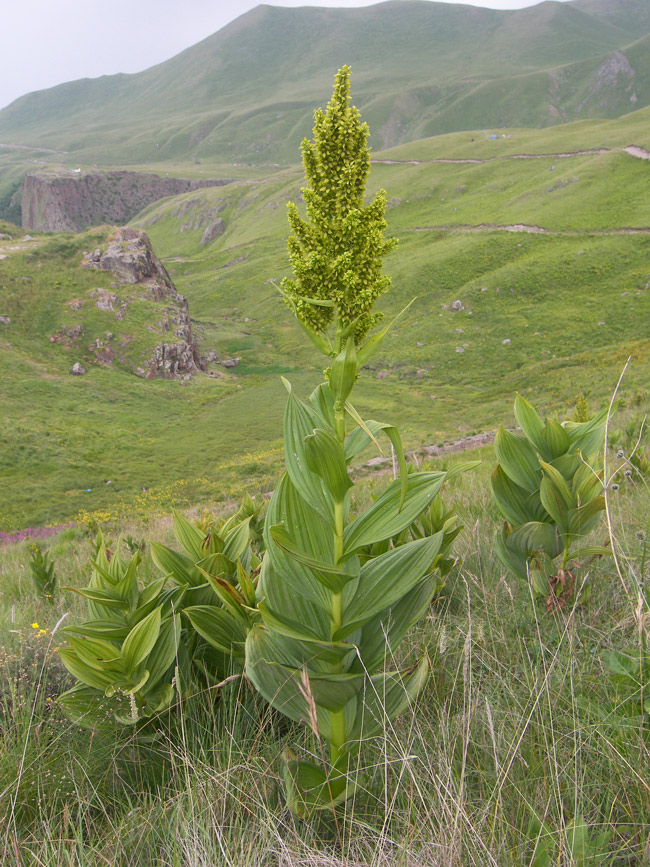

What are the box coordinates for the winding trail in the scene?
[405,223,650,236]
[372,144,649,166]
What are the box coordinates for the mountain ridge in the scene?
[1,0,649,167]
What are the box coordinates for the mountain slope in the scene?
[0,1,648,165]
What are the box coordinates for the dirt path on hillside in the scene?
[373,144,650,167]
[406,223,650,236]
[0,141,68,154]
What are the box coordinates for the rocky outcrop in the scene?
[83,228,202,377]
[21,170,234,232]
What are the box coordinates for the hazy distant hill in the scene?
[0,0,649,165]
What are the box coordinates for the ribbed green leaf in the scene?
[260,473,333,635]
[143,615,180,689]
[245,626,333,739]
[269,523,357,592]
[573,462,603,503]
[356,299,414,368]
[185,605,247,656]
[66,587,127,610]
[491,465,534,526]
[494,427,541,493]
[304,428,353,502]
[351,575,440,672]
[282,380,333,525]
[564,406,609,461]
[67,636,123,671]
[539,461,576,509]
[539,477,569,535]
[62,620,131,642]
[309,381,336,429]
[58,648,118,691]
[335,534,443,639]
[514,393,550,458]
[150,542,203,588]
[508,521,561,559]
[223,516,253,564]
[172,510,206,560]
[122,608,162,672]
[567,497,606,537]
[495,526,529,581]
[543,418,571,459]
[328,338,357,409]
[567,545,610,560]
[343,472,446,553]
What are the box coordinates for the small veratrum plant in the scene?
[29,543,57,602]
[150,500,263,689]
[58,496,263,727]
[58,534,183,728]
[245,66,472,816]
[492,394,611,612]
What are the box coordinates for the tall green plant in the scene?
[492,394,611,610]
[245,67,470,814]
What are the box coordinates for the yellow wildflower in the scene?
[31,622,39,629]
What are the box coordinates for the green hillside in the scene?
[1,0,649,168]
[1,105,649,530]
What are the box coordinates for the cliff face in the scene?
[82,227,202,377]
[21,171,233,231]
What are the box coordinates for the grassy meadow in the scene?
[1,110,650,530]
[1,98,649,865]
[1,431,649,864]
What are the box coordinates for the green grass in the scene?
[1,112,650,529]
[1,429,649,864]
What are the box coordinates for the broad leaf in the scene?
[185,605,247,657]
[282,380,334,525]
[491,466,533,526]
[343,472,446,553]
[122,608,162,672]
[494,427,541,494]
[304,428,353,502]
[514,393,550,458]
[336,533,444,639]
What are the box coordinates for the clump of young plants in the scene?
[28,543,57,602]
[492,394,611,611]
[58,496,264,726]
[58,534,183,728]
[245,66,470,815]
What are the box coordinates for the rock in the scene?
[0,233,12,239]
[0,315,10,324]
[455,347,465,353]
[70,363,86,375]
[204,349,219,363]
[244,317,253,322]
[67,299,83,310]
[416,368,428,376]
[416,341,424,346]
[23,234,33,241]
[21,171,234,232]
[502,338,511,345]
[222,358,240,369]
[105,332,114,341]
[95,290,120,311]
[200,218,226,246]
[451,300,463,311]
[376,370,389,379]
[95,347,115,365]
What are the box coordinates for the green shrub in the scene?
[492,394,611,611]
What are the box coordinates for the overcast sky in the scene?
[1,0,569,111]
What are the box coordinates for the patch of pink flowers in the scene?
[0,523,76,545]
